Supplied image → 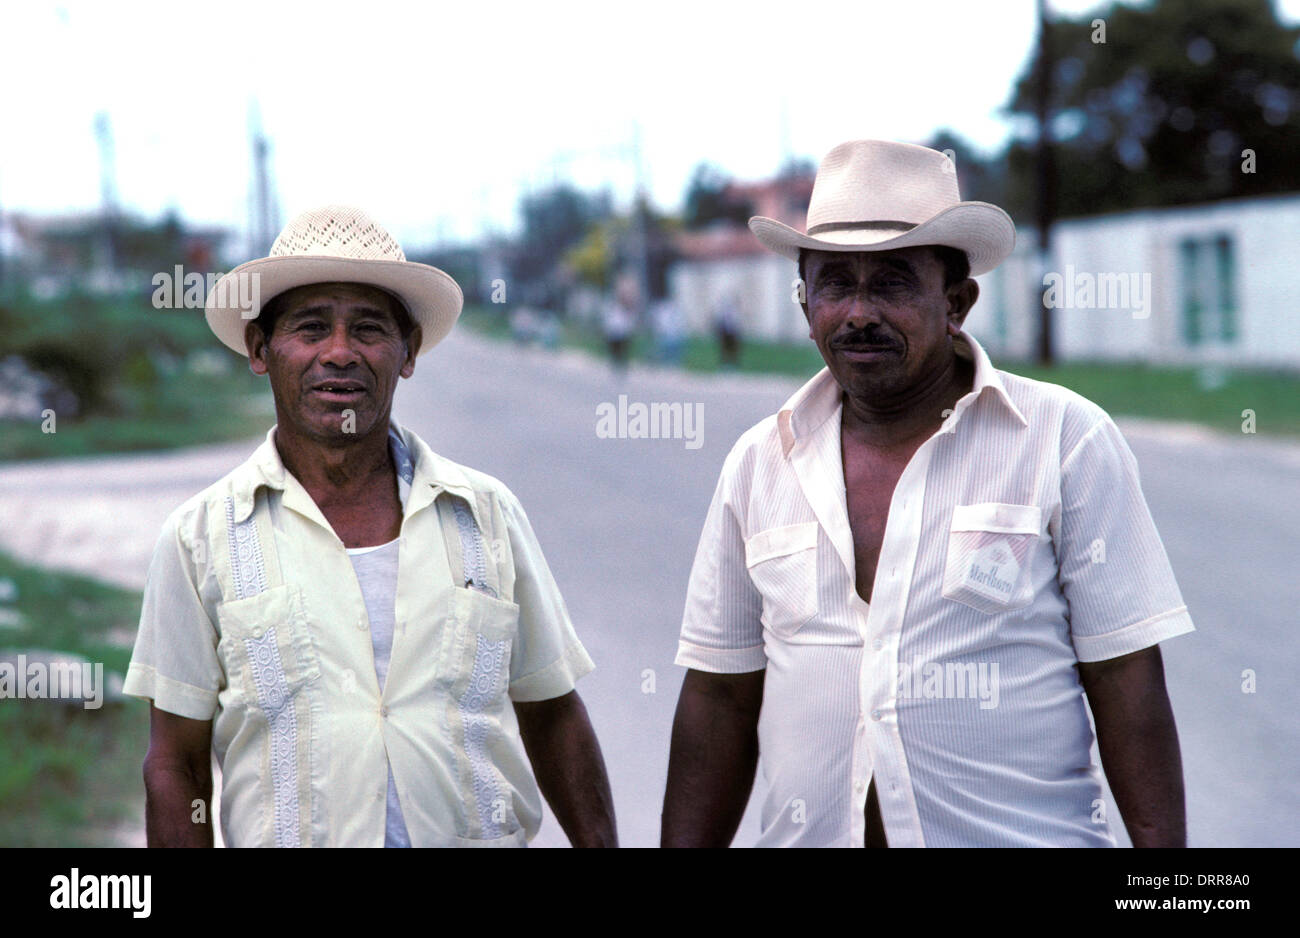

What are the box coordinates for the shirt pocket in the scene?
[216,583,321,713]
[941,503,1042,614]
[745,522,820,639]
[439,587,519,699]
[441,586,524,842]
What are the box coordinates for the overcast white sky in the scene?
[5,0,1299,254]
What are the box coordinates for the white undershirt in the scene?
[346,533,409,847]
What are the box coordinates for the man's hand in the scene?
[1079,645,1187,847]
[513,690,617,847]
[661,668,765,847]
[143,705,214,847]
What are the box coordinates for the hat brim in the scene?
[749,202,1016,277]
[204,256,463,357]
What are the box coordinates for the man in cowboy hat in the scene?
[661,140,1194,847]
[124,205,617,847]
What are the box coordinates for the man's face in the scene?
[245,282,420,444]
[801,246,976,403]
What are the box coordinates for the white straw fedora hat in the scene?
[749,140,1015,276]
[205,204,463,357]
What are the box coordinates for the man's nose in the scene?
[843,291,884,329]
[318,321,360,367]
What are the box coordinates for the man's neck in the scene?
[841,349,975,451]
[274,420,395,507]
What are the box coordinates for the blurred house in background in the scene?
[973,192,1300,368]
[2,210,233,300]
[669,171,813,343]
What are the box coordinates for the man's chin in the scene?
[294,408,383,442]
[826,358,902,392]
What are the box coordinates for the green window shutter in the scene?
[1215,235,1237,342]
[1179,239,1201,346]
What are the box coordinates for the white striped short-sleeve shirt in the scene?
[676,331,1195,847]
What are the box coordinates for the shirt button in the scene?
[855,780,865,794]
[872,638,884,651]
[356,616,367,631]
[871,709,882,722]
[380,706,389,718]
[251,626,263,638]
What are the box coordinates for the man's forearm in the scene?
[1097,705,1186,847]
[144,763,213,847]
[514,691,617,847]
[661,669,764,847]
[1081,646,1187,847]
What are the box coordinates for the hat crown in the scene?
[269,205,407,262]
[806,140,961,232]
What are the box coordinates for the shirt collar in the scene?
[227,416,479,524]
[776,330,1028,458]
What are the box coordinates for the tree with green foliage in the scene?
[509,183,613,289]
[1003,0,1300,218]
[682,163,755,230]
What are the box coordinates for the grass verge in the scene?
[0,365,272,460]
[0,551,146,846]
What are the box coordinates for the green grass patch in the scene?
[996,359,1300,438]
[1,292,273,460]
[0,551,147,846]
[0,361,272,460]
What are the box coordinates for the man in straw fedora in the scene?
[124,206,616,847]
[662,140,1193,847]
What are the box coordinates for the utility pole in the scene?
[248,101,278,257]
[93,111,119,274]
[1034,0,1057,366]
[253,133,274,256]
[631,119,652,312]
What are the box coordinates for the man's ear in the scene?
[401,325,422,378]
[245,322,270,375]
[945,278,979,336]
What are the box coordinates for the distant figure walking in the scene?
[603,288,638,372]
[714,293,741,369]
[651,295,686,366]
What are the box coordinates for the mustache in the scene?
[831,327,902,350]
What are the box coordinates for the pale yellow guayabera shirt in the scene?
[123,419,594,847]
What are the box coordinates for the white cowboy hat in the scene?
[749,140,1015,276]
[205,204,463,357]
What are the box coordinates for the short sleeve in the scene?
[1057,417,1195,662]
[121,511,223,720]
[498,489,595,702]
[675,458,767,673]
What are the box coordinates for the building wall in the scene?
[976,194,1300,368]
[669,254,806,342]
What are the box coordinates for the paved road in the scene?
[2,329,1296,847]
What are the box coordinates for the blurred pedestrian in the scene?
[713,292,741,368]
[603,284,637,372]
[651,294,686,366]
